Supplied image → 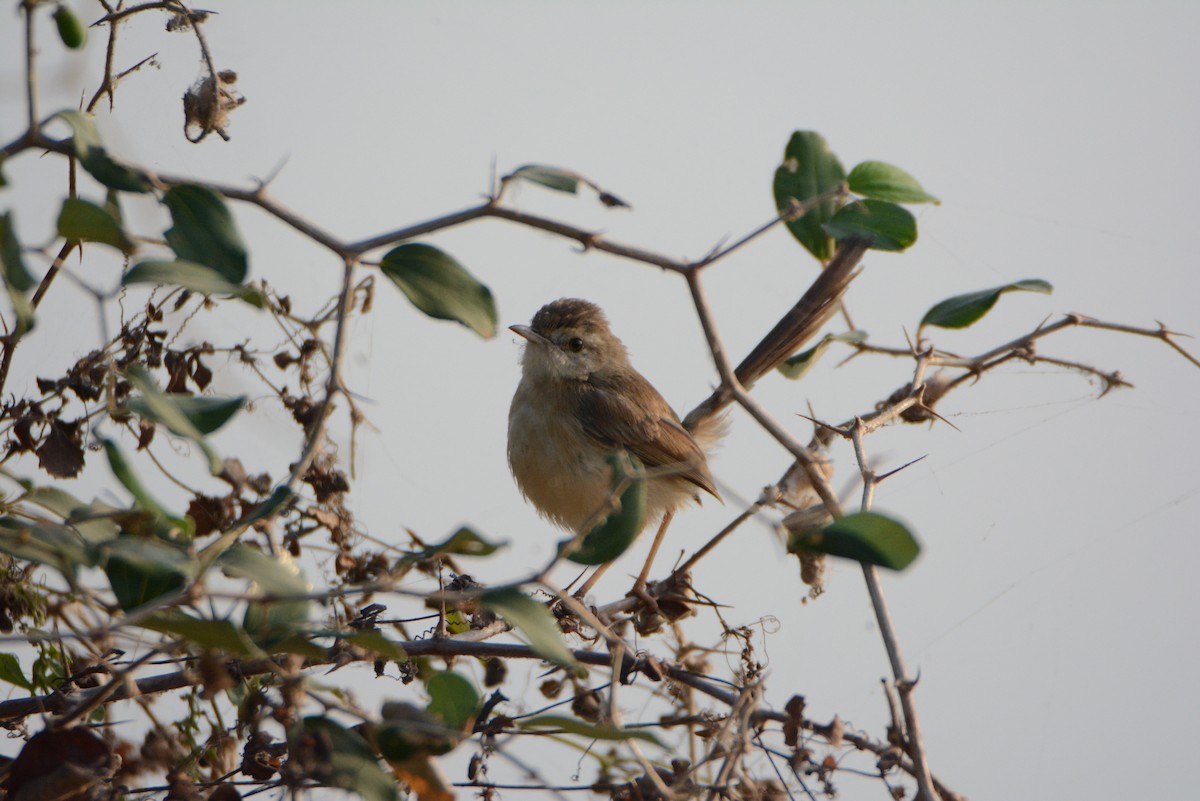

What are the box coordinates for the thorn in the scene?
[703,234,731,262]
[877,455,928,482]
[795,412,850,438]
[1098,371,1133,397]
[910,388,959,431]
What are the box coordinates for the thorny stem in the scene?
[282,256,358,494]
[87,1,123,113]
[669,504,760,582]
[690,187,849,271]
[0,238,79,397]
[0,635,917,774]
[851,419,937,801]
[22,1,39,133]
[6,13,1196,799]
[93,0,188,24]
[702,681,762,801]
[53,649,163,730]
[687,263,945,796]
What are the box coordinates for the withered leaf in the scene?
[186,494,236,537]
[36,418,85,478]
[190,358,213,390]
[302,463,349,503]
[136,419,156,450]
[164,352,190,394]
[11,416,36,452]
[783,695,806,747]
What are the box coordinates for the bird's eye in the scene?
[567,337,584,352]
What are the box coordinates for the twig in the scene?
[849,419,937,801]
[690,188,850,271]
[22,1,39,133]
[282,256,357,493]
[669,503,761,581]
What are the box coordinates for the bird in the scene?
[507,298,722,597]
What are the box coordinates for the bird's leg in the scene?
[631,510,674,604]
[573,511,674,603]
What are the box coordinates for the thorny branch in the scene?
[2,4,1197,801]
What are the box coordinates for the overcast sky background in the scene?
[3,3,1199,799]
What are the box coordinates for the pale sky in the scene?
[3,3,1199,799]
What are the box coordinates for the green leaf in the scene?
[167,395,245,435]
[395,526,503,574]
[789,511,920,570]
[0,653,32,690]
[847,161,939,204]
[123,260,263,307]
[53,6,87,49]
[0,213,36,338]
[57,197,135,253]
[0,212,36,292]
[562,453,645,566]
[54,111,150,193]
[123,366,241,474]
[9,522,92,567]
[102,535,193,611]
[102,440,190,536]
[920,279,1054,330]
[379,243,497,338]
[218,545,312,644]
[426,671,480,731]
[519,715,663,746]
[0,517,94,574]
[778,330,868,380]
[294,717,398,801]
[375,704,459,762]
[773,131,847,262]
[4,291,34,339]
[104,188,123,224]
[341,630,407,661]
[129,394,245,437]
[270,634,328,659]
[218,544,311,597]
[140,611,261,657]
[241,592,311,645]
[20,487,120,544]
[506,164,580,194]
[239,486,295,527]
[163,185,248,283]
[825,199,917,252]
[480,588,581,674]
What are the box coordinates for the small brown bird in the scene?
[508,298,721,594]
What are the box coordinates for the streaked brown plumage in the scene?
[507,299,720,535]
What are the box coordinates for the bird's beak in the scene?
[509,324,551,347]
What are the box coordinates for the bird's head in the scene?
[511,298,629,383]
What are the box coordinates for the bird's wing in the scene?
[575,375,719,500]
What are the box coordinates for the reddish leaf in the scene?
[390,756,454,801]
[2,727,116,801]
[240,731,286,781]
